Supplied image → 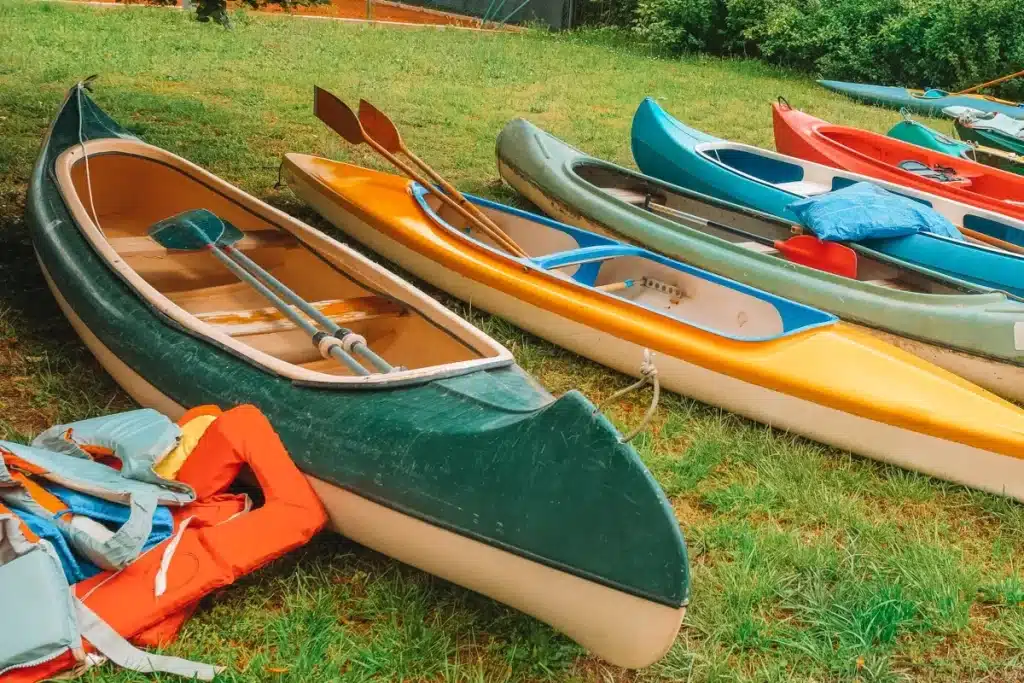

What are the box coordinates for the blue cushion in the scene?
[788,182,963,242]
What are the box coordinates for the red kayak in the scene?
[772,100,1024,220]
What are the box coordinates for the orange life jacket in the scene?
[0,404,327,682]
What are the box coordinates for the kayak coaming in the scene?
[27,84,690,668]
[818,80,1024,119]
[283,153,1024,491]
[631,97,1024,297]
[38,276,687,668]
[495,115,1024,401]
[772,103,1024,220]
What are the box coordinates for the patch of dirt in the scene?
[75,0,495,28]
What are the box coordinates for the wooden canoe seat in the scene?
[862,278,915,291]
[735,240,780,255]
[776,180,830,196]
[604,187,650,206]
[110,228,298,258]
[196,295,406,337]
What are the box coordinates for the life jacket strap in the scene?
[75,600,222,680]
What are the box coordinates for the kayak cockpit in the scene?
[695,142,842,196]
[412,184,837,341]
[54,139,512,386]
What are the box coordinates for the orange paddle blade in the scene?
[774,235,858,279]
[358,100,403,154]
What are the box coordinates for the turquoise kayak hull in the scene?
[819,80,1024,120]
[631,97,1024,297]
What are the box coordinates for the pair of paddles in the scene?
[149,210,392,376]
[316,88,872,279]
[314,88,530,259]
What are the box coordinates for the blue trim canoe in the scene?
[631,97,1024,297]
[818,80,1024,120]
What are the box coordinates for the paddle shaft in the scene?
[955,69,1024,95]
[646,200,777,247]
[361,135,530,258]
[959,227,1024,255]
[205,245,371,376]
[223,247,393,373]
[400,145,527,256]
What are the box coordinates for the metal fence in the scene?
[401,0,576,28]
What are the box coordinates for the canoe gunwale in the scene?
[54,137,514,389]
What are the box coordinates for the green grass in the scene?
[3,2,1024,680]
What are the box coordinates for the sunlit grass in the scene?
[1,1,1022,680]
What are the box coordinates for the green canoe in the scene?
[944,107,1024,170]
[495,117,1024,402]
[26,82,689,669]
[887,116,1024,176]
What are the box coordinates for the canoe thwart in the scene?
[195,295,407,337]
[112,228,297,258]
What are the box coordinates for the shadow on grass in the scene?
[0,189,131,439]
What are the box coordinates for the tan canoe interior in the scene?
[67,151,489,376]
[420,193,803,340]
[573,164,967,295]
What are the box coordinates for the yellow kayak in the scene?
[283,153,1024,499]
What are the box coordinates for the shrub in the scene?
[630,0,1024,96]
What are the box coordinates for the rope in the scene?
[77,81,104,236]
[594,349,660,443]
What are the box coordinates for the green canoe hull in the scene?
[495,118,1024,396]
[888,119,1024,176]
[955,122,1024,164]
[27,85,689,613]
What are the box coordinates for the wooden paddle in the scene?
[955,69,1024,96]
[646,201,859,278]
[313,87,530,259]
[959,226,1024,255]
[357,99,522,256]
[149,209,393,376]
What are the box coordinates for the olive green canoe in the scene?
[495,117,1024,402]
[25,81,690,669]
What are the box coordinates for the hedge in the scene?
[586,0,1024,97]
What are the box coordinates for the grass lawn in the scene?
[3,2,1024,680]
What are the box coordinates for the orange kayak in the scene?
[772,100,1024,220]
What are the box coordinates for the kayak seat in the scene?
[110,228,298,258]
[897,160,972,186]
[776,180,831,196]
[195,295,406,337]
[603,187,650,206]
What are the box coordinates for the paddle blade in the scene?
[357,99,402,154]
[314,86,365,145]
[774,235,858,278]
[149,209,224,251]
[219,219,245,247]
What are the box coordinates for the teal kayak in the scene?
[630,97,1024,299]
[819,80,1024,119]
[494,116,1024,403]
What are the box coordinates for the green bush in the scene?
[630,0,1024,96]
